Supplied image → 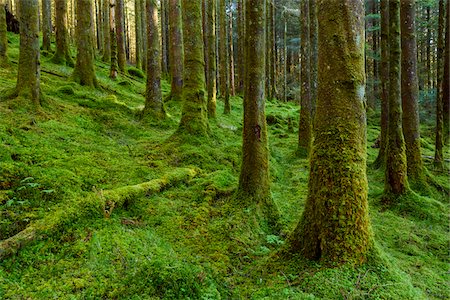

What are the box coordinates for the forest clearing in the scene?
[0,0,449,299]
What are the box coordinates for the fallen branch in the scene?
[0,168,198,260]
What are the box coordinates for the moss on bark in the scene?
[0,2,9,67]
[168,0,184,101]
[51,0,74,66]
[288,0,372,264]
[41,0,52,52]
[205,0,217,118]
[115,0,126,73]
[102,0,111,62]
[177,0,209,136]
[72,0,98,88]
[434,0,445,169]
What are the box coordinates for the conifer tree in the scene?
[51,0,74,66]
[168,0,184,101]
[0,0,8,66]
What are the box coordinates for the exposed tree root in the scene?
[0,168,198,260]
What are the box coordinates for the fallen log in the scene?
[0,168,198,260]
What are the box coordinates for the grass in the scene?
[0,31,449,299]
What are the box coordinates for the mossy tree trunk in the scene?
[168,0,183,101]
[288,0,372,263]
[115,0,126,72]
[236,0,244,94]
[237,0,279,228]
[102,0,111,62]
[400,0,424,183]
[434,0,445,169]
[298,0,312,157]
[204,0,217,118]
[177,0,208,136]
[160,0,169,76]
[51,0,74,66]
[140,0,147,72]
[109,0,118,79]
[309,0,318,118]
[0,0,8,66]
[41,0,52,52]
[134,0,142,69]
[385,0,409,196]
[373,0,389,169]
[142,0,165,119]
[443,0,449,134]
[219,0,230,114]
[72,0,98,87]
[16,0,40,105]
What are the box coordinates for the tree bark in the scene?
[41,0,52,52]
[298,0,312,157]
[115,0,126,72]
[142,0,165,119]
[0,0,8,66]
[168,0,184,101]
[160,0,169,76]
[102,0,111,62]
[134,0,142,69]
[434,0,445,168]
[16,0,40,105]
[177,0,209,135]
[288,0,372,263]
[237,0,279,228]
[385,0,409,196]
[228,2,235,97]
[309,0,318,118]
[219,0,230,113]
[205,0,217,118]
[140,0,147,72]
[51,0,74,66]
[443,0,449,133]
[72,0,98,87]
[109,0,118,79]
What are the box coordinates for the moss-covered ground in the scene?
[0,32,449,299]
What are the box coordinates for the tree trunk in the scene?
[72,0,98,87]
[134,0,142,69]
[0,0,8,66]
[374,0,389,169]
[95,0,102,54]
[434,0,445,168]
[265,0,272,100]
[41,0,52,52]
[205,0,217,118]
[177,0,208,136]
[228,2,235,97]
[283,13,287,102]
[168,0,184,101]
[426,6,431,90]
[443,0,449,133]
[298,0,312,157]
[236,0,244,94]
[115,0,126,72]
[288,0,372,263]
[385,0,409,196]
[270,1,277,100]
[109,0,118,79]
[141,0,165,119]
[309,0,318,118]
[16,0,40,105]
[52,0,74,66]
[237,0,279,228]
[401,0,424,183]
[160,0,169,76]
[102,0,111,62]
[140,0,147,72]
[219,0,230,113]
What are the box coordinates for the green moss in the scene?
[127,67,144,79]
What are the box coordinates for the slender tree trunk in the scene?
[270,1,277,100]
[0,0,8,66]
[401,0,424,183]
[134,0,142,69]
[283,12,287,102]
[309,0,318,118]
[168,0,184,101]
[228,2,235,97]
[298,0,312,157]
[16,0,40,105]
[205,0,217,118]
[365,0,375,109]
[385,0,409,196]
[288,0,372,263]
[237,0,279,228]
[140,0,147,72]
[372,0,379,102]
[95,0,102,54]
[177,0,208,135]
[236,0,244,94]
[110,0,118,79]
[142,0,165,119]
[426,6,431,89]
[374,0,389,169]
[219,0,230,113]
[52,0,74,66]
[443,0,449,133]
[124,4,130,61]
[72,0,97,87]
[265,0,272,100]
[115,0,126,72]
[102,0,111,62]
[41,0,52,52]
[160,0,169,76]
[434,0,445,168]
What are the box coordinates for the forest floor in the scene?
[0,33,449,299]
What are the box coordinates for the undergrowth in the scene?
[0,31,449,299]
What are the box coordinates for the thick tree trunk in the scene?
[115,0,126,72]
[385,0,409,196]
[168,0,184,101]
[41,0,52,52]
[205,0,217,118]
[0,1,8,66]
[134,0,142,69]
[177,0,208,135]
[219,0,230,113]
[142,0,165,119]
[16,0,40,105]
[373,0,389,169]
[298,0,312,157]
[237,0,279,228]
[72,0,98,87]
[52,0,74,66]
[288,0,372,263]
[434,0,445,168]
[102,0,111,62]
[401,0,424,183]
